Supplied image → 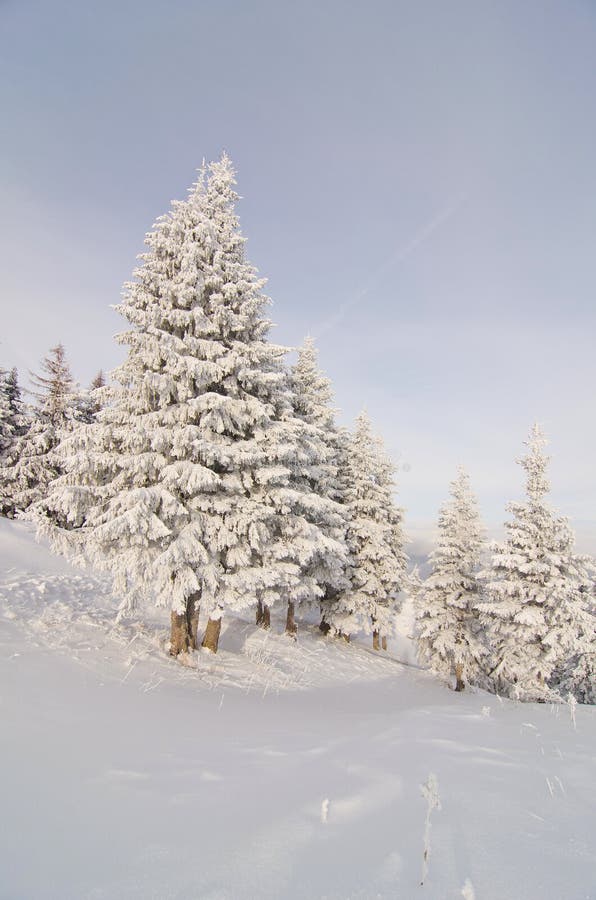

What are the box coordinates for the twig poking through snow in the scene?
[120,659,137,684]
[142,676,163,693]
[461,878,476,900]
[567,693,577,731]
[420,773,441,886]
[321,798,329,824]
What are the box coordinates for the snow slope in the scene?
[0,519,594,900]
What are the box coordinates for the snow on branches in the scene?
[416,467,486,691]
[478,425,591,701]
[43,156,348,655]
[331,412,407,645]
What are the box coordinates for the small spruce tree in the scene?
[416,467,486,691]
[551,560,596,703]
[74,370,106,424]
[557,621,596,704]
[0,369,15,455]
[332,412,407,646]
[1,346,75,519]
[0,367,26,453]
[283,337,349,636]
[0,367,28,517]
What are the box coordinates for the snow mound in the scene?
[0,518,412,695]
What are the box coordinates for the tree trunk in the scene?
[319,617,331,636]
[202,616,222,653]
[186,592,200,651]
[256,600,270,629]
[381,635,387,651]
[338,630,350,643]
[170,610,189,657]
[285,600,297,637]
[454,662,465,692]
[262,603,271,629]
[372,629,380,651]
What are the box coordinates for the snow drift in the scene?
[0,519,594,899]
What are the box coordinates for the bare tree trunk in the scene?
[381,635,387,651]
[454,662,465,692]
[285,600,297,637]
[202,616,222,653]
[170,610,189,657]
[186,592,200,650]
[372,629,380,651]
[338,630,350,643]
[256,599,264,626]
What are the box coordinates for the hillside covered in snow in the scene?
[1,518,594,900]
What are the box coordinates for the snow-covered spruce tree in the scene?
[552,557,596,703]
[281,336,349,636]
[416,467,486,691]
[1,346,76,520]
[91,369,106,392]
[45,155,344,656]
[74,370,106,424]
[0,368,15,455]
[0,367,26,455]
[478,425,590,701]
[557,614,596,704]
[331,412,407,647]
[30,343,75,421]
[30,367,108,529]
[0,367,28,517]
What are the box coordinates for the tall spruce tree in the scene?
[45,155,344,656]
[478,425,590,701]
[331,412,407,646]
[416,467,486,691]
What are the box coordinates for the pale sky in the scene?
[1,0,595,551]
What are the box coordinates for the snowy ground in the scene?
[1,519,595,900]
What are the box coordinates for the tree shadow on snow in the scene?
[220,617,253,654]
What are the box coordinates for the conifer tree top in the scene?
[29,344,75,425]
[518,423,550,504]
[291,336,335,424]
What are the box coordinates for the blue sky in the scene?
[1,0,595,550]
